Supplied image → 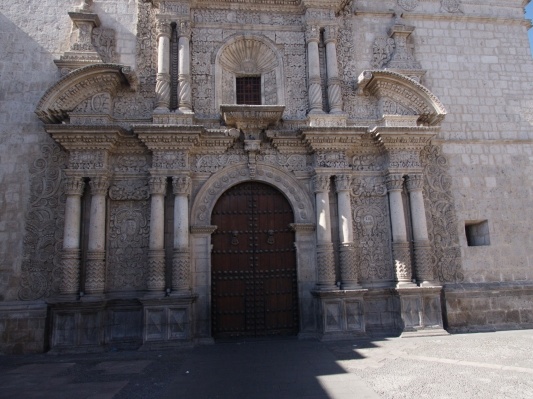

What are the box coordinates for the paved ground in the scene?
[1,330,533,399]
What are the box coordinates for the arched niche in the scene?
[214,34,285,110]
[35,63,136,124]
[357,70,447,126]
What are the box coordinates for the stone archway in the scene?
[190,163,316,339]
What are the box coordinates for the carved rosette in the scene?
[147,249,166,291]
[385,174,404,192]
[149,176,167,195]
[65,176,85,196]
[89,175,110,196]
[313,175,331,193]
[60,249,81,295]
[339,243,360,289]
[392,242,412,283]
[172,249,191,292]
[85,251,106,294]
[173,175,192,196]
[316,243,336,289]
[413,241,435,283]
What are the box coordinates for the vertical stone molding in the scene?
[155,20,172,112]
[61,176,85,295]
[335,175,360,289]
[147,176,167,292]
[306,25,324,114]
[323,25,343,114]
[85,175,109,295]
[406,174,436,286]
[172,175,192,293]
[177,21,192,113]
[313,175,336,290]
[385,174,415,287]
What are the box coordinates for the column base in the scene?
[396,286,448,338]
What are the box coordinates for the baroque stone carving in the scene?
[398,0,418,11]
[420,145,464,283]
[113,154,149,173]
[153,151,187,169]
[19,143,67,300]
[92,27,117,63]
[441,0,461,13]
[109,180,150,201]
[372,37,395,69]
[107,202,150,290]
[316,152,348,168]
[351,177,387,197]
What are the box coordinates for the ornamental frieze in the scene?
[109,179,150,201]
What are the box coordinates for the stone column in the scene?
[305,25,324,114]
[155,20,172,112]
[177,20,192,113]
[60,176,85,296]
[85,175,109,295]
[406,174,436,286]
[313,175,336,290]
[172,175,192,294]
[147,176,167,293]
[335,175,360,289]
[385,174,415,287]
[323,25,343,114]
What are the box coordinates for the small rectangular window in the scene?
[236,76,261,105]
[465,220,490,246]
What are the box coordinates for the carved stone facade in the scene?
[1,0,533,353]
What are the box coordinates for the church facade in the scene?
[1,0,533,353]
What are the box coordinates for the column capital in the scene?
[149,176,167,195]
[172,175,192,196]
[406,174,424,192]
[156,19,172,39]
[313,174,331,193]
[385,174,404,192]
[335,174,352,192]
[89,175,110,196]
[323,25,339,44]
[177,20,191,39]
[305,25,321,43]
[65,176,85,196]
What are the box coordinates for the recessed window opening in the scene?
[236,76,261,105]
[465,220,490,247]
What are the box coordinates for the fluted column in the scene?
[85,175,109,295]
[147,176,167,292]
[385,174,415,287]
[406,174,436,286]
[155,20,171,112]
[313,175,336,290]
[335,175,360,289]
[60,176,85,296]
[306,25,324,114]
[323,25,343,114]
[177,20,192,113]
[172,175,192,293]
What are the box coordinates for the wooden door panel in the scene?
[211,182,298,338]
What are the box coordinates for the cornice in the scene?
[301,127,366,152]
[45,124,130,151]
[134,124,203,151]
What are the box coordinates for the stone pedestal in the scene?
[396,286,448,337]
[312,289,367,341]
[140,295,197,350]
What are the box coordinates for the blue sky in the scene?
[526,2,533,53]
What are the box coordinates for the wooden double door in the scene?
[211,182,299,338]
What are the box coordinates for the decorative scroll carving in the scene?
[109,180,150,201]
[92,27,117,63]
[193,9,302,25]
[316,152,348,168]
[351,177,387,197]
[108,202,150,290]
[73,93,112,114]
[352,153,385,172]
[153,151,187,169]
[388,150,421,169]
[113,154,149,173]
[441,0,461,13]
[19,143,67,300]
[69,151,106,170]
[398,0,418,11]
[420,145,464,283]
[352,199,394,282]
[371,37,395,69]
[136,1,157,98]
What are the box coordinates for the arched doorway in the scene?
[211,182,299,338]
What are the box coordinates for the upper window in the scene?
[236,76,261,105]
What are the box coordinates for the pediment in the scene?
[36,64,136,124]
[357,70,447,126]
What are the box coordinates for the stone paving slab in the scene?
[0,330,533,399]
